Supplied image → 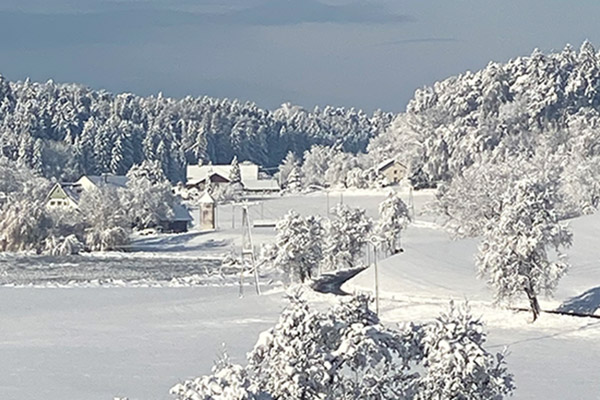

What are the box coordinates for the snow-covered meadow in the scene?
[2,188,600,399]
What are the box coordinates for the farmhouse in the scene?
[376,158,407,184]
[186,161,280,193]
[45,174,192,233]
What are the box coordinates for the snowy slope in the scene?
[344,211,600,399]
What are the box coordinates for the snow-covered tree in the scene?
[180,295,514,400]
[322,204,372,271]
[476,178,573,321]
[248,293,330,399]
[278,151,299,189]
[79,186,130,251]
[284,165,302,194]
[272,211,323,283]
[419,301,515,400]
[375,192,411,254]
[171,348,266,400]
[229,156,242,184]
[124,163,175,230]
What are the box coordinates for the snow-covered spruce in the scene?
[476,177,573,321]
[171,294,514,400]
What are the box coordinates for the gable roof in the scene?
[377,158,406,172]
[187,163,259,184]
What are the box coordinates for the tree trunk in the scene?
[524,285,541,322]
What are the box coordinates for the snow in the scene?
[344,205,600,399]
[3,187,600,399]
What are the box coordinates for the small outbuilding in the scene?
[198,191,216,231]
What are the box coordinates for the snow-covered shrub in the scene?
[375,192,411,254]
[322,204,372,271]
[43,234,84,256]
[476,178,573,321]
[419,301,515,400]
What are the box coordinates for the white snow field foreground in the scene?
[1,188,599,399]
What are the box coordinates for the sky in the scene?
[1,0,600,113]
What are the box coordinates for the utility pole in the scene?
[369,236,381,316]
[240,203,261,297]
[409,185,415,221]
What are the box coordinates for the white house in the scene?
[186,161,280,193]
[376,158,407,184]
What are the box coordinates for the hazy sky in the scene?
[1,0,600,112]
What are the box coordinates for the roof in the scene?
[84,175,129,188]
[242,179,280,191]
[198,191,215,204]
[171,203,193,222]
[187,163,259,184]
[377,158,406,172]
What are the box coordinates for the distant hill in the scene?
[369,41,600,187]
[0,75,394,182]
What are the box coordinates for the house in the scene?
[186,161,280,193]
[45,174,192,233]
[376,158,407,184]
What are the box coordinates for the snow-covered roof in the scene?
[242,179,280,192]
[376,158,405,172]
[187,163,259,184]
[198,191,215,204]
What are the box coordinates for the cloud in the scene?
[208,0,413,26]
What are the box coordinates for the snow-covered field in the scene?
[2,188,600,399]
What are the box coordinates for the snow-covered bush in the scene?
[375,192,411,254]
[476,178,573,321]
[322,204,372,271]
[43,234,84,256]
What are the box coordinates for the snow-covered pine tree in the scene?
[476,178,573,321]
[322,204,372,271]
[375,192,411,254]
[285,165,303,194]
[229,155,242,184]
[419,301,515,400]
[278,151,299,189]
